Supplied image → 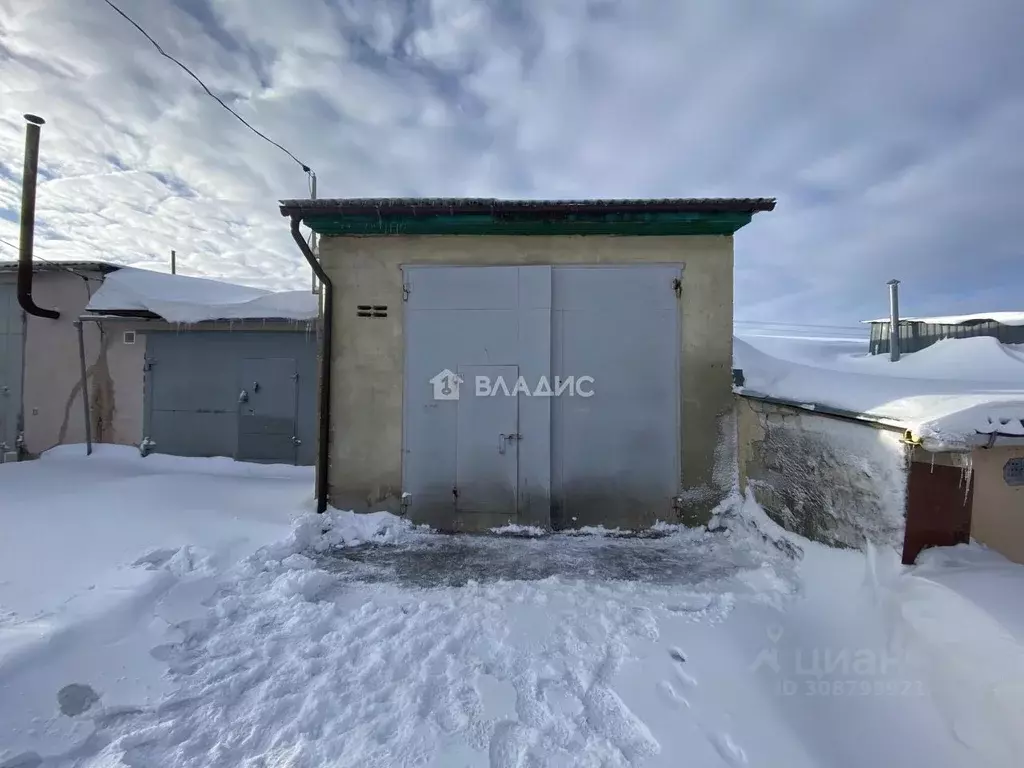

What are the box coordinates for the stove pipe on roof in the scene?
[18,114,60,320]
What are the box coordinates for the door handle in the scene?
[498,433,506,454]
[238,389,249,403]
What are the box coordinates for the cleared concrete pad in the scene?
[316,530,767,587]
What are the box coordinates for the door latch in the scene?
[498,433,522,453]
[238,389,249,403]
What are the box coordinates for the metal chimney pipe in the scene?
[887,279,901,362]
[18,114,60,319]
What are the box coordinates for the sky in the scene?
[1,0,1022,329]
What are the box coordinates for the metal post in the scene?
[171,249,176,275]
[887,279,901,362]
[74,320,93,455]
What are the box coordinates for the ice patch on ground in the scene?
[489,524,546,537]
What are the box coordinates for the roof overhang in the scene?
[736,389,1024,451]
[0,260,121,275]
[278,197,776,237]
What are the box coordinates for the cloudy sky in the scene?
[1,0,1021,329]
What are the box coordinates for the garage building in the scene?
[279,197,775,530]
[2,261,319,466]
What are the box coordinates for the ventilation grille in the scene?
[357,304,388,318]
[123,331,137,345]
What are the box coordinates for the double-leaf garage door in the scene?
[402,265,681,528]
[144,331,316,465]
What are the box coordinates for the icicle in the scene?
[951,452,974,502]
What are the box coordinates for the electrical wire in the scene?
[99,0,314,183]
[0,237,105,283]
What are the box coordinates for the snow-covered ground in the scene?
[2,449,1023,767]
[735,334,1024,449]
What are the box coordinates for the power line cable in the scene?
[0,237,104,282]
[99,0,314,181]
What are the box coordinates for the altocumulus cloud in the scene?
[1,0,1021,324]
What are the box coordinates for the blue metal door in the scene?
[402,266,549,525]
[237,357,299,464]
[551,265,681,527]
[144,331,317,464]
[456,364,519,514]
[401,263,681,529]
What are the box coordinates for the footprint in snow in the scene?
[668,646,698,688]
[710,732,748,766]
[656,680,690,709]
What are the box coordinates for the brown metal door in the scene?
[902,462,974,565]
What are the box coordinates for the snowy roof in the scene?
[734,335,1024,451]
[863,311,1024,326]
[86,267,319,324]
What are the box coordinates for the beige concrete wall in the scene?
[969,445,1024,564]
[320,234,734,526]
[22,272,144,455]
[737,396,909,547]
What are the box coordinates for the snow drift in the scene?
[735,335,1024,450]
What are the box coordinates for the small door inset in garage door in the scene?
[237,357,299,464]
[456,364,519,515]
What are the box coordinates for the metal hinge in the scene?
[672,495,684,516]
[672,278,682,298]
[402,283,411,302]
[452,485,459,500]
[143,357,156,371]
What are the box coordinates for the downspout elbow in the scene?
[290,215,332,513]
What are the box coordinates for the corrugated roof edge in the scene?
[0,260,122,274]
[278,197,777,217]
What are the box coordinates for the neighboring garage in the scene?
[0,280,23,460]
[279,197,776,530]
[2,262,319,465]
[141,330,317,465]
[84,267,321,466]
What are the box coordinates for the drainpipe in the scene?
[887,279,901,362]
[73,320,92,455]
[18,114,60,320]
[290,215,332,513]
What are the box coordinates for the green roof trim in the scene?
[279,197,775,237]
[302,210,754,236]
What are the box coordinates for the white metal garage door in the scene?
[401,264,681,529]
[0,283,24,461]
